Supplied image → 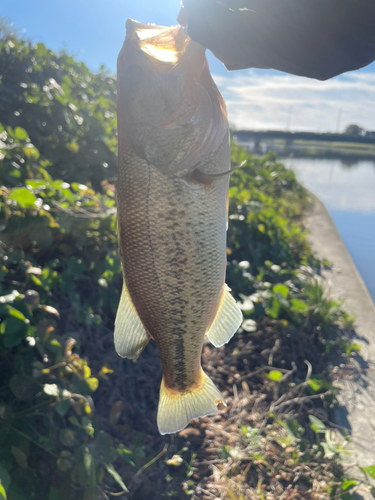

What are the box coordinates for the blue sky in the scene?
[2,0,375,132]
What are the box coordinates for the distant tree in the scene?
[344,124,366,136]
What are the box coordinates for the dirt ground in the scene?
[84,311,355,500]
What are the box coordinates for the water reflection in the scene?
[284,158,375,213]
[284,158,375,301]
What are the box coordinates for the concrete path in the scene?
[305,195,375,498]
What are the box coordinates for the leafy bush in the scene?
[0,22,117,190]
[228,141,309,270]
[0,126,129,499]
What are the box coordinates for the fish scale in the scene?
[118,140,228,390]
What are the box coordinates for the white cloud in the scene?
[212,70,375,132]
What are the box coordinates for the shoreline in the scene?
[305,193,375,495]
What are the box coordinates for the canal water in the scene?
[283,158,375,302]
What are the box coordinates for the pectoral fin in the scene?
[206,286,243,347]
[114,279,150,360]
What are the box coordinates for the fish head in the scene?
[117,19,228,176]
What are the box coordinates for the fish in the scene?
[115,19,243,435]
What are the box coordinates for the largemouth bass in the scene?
[115,19,242,434]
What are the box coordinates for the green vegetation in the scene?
[0,20,117,189]
[0,21,373,500]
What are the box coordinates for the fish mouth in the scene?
[117,19,228,175]
[124,18,205,71]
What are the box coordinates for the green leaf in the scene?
[30,274,43,287]
[4,305,28,323]
[104,464,128,493]
[82,448,96,489]
[309,415,327,433]
[275,435,295,448]
[59,429,76,447]
[69,416,80,427]
[117,445,133,458]
[55,399,70,417]
[86,377,99,392]
[290,298,309,314]
[26,180,48,189]
[341,479,357,491]
[248,453,265,461]
[56,451,74,473]
[267,298,281,319]
[0,466,10,491]
[81,417,94,437]
[65,142,79,153]
[266,370,283,382]
[286,418,304,439]
[71,447,93,486]
[349,343,361,352]
[3,318,28,348]
[9,188,37,208]
[361,465,375,480]
[321,431,340,458]
[14,127,28,141]
[47,339,62,353]
[23,144,40,159]
[273,283,289,299]
[11,447,28,469]
[308,379,323,392]
[35,43,48,57]
[94,431,116,465]
[0,482,6,500]
[321,442,336,458]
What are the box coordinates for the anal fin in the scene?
[206,285,243,347]
[114,279,150,360]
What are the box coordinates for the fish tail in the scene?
[157,369,226,435]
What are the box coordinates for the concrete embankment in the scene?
[305,194,375,498]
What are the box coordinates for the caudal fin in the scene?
[157,370,226,435]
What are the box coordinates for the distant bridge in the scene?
[233,130,375,145]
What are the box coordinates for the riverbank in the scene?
[305,193,375,498]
